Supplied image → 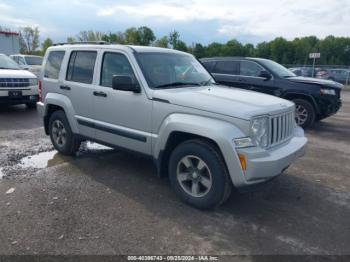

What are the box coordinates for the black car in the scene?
[201,57,343,128]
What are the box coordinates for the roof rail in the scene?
[53,41,110,46]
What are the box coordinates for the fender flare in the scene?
[43,93,79,133]
[152,113,248,187]
[282,92,320,114]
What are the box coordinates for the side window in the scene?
[44,51,65,79]
[240,61,264,77]
[18,57,26,65]
[66,51,97,84]
[212,61,237,75]
[201,61,215,71]
[100,52,135,87]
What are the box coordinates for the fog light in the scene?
[238,153,247,171]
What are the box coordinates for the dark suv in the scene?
[201,57,343,128]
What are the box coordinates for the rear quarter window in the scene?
[44,51,65,79]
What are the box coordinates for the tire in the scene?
[168,139,232,209]
[26,102,37,109]
[49,110,81,156]
[293,99,315,128]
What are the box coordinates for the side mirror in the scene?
[259,70,272,80]
[112,75,141,93]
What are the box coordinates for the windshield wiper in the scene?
[155,82,201,89]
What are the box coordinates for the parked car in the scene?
[0,54,38,108]
[315,69,331,81]
[37,44,307,209]
[10,54,43,77]
[317,69,350,85]
[201,57,343,128]
[289,67,318,78]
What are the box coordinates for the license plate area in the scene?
[8,91,22,97]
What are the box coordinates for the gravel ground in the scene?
[0,93,349,259]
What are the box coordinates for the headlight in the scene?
[29,78,38,86]
[320,88,336,95]
[250,116,269,148]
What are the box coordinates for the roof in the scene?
[0,31,19,36]
[48,43,188,55]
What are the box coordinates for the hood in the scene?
[153,85,294,120]
[287,76,343,89]
[0,69,37,78]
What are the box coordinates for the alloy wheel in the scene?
[176,155,213,198]
[52,120,67,147]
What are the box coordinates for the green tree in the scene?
[77,30,104,42]
[137,26,156,46]
[192,43,206,58]
[19,26,40,54]
[124,27,141,45]
[67,37,76,44]
[175,40,188,52]
[154,36,169,48]
[42,38,53,55]
[169,30,180,49]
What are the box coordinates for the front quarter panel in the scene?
[153,112,249,187]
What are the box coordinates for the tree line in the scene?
[3,25,350,66]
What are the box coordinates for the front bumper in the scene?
[0,86,38,105]
[232,128,307,190]
[316,95,342,117]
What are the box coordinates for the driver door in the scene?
[91,50,152,155]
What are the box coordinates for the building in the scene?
[0,31,20,55]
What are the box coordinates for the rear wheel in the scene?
[49,111,81,155]
[168,139,232,209]
[293,99,315,128]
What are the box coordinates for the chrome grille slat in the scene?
[0,78,30,88]
[269,111,295,147]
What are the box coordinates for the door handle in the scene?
[237,78,246,82]
[60,85,71,90]
[93,91,107,97]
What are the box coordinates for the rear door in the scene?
[61,49,97,138]
[210,60,242,87]
[238,60,277,95]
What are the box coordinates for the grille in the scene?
[269,110,295,147]
[0,78,30,88]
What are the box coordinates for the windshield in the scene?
[0,55,20,70]
[137,52,215,89]
[25,56,43,65]
[259,59,296,78]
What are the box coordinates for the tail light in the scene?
[38,80,42,102]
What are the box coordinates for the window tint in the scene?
[100,52,135,87]
[201,61,215,71]
[240,61,264,77]
[44,51,65,79]
[212,61,237,74]
[66,51,97,84]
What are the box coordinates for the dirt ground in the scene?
[0,92,349,259]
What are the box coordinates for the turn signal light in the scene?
[238,153,247,171]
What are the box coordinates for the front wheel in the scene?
[49,110,81,155]
[293,99,315,128]
[168,139,232,209]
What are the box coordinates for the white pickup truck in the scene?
[38,43,307,209]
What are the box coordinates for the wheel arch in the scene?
[42,93,78,135]
[282,92,320,114]
[153,113,247,186]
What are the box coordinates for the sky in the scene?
[0,0,349,45]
